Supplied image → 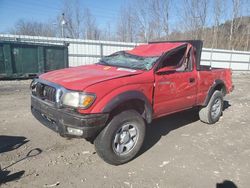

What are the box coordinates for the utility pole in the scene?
[61,13,67,38]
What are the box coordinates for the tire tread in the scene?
[94,110,145,165]
[199,90,223,124]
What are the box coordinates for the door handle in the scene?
[189,77,195,83]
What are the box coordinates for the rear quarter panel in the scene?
[197,68,233,105]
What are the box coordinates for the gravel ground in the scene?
[0,73,249,188]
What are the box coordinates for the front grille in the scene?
[33,82,56,102]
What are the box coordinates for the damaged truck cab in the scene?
[31,40,233,165]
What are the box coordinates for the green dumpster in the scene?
[0,44,5,75]
[0,41,68,79]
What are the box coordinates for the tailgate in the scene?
[224,69,234,93]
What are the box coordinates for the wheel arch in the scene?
[203,79,226,106]
[102,91,153,124]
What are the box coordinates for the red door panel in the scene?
[154,71,197,117]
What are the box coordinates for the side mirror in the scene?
[156,66,176,74]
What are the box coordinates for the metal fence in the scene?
[1,34,250,71]
[201,48,250,71]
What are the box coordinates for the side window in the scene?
[161,46,192,72]
[161,46,187,68]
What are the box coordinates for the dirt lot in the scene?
[0,73,250,188]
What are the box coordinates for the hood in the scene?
[39,64,143,91]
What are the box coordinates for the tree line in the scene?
[9,0,250,51]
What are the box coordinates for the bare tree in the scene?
[150,0,170,40]
[60,1,100,40]
[101,22,113,41]
[212,0,224,49]
[116,4,137,42]
[228,0,245,50]
[60,0,83,38]
[116,0,170,42]
[246,25,250,51]
[8,0,250,51]
[245,0,250,50]
[161,0,170,39]
[134,0,152,42]
[182,0,208,39]
[82,8,100,40]
[116,9,127,42]
[10,19,56,37]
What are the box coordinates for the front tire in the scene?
[94,110,145,165]
[199,90,224,124]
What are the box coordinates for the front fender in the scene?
[91,88,153,124]
[104,91,153,123]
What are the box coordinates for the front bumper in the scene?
[31,96,109,138]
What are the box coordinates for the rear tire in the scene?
[199,90,223,124]
[94,110,145,165]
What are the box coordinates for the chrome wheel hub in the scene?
[211,98,222,119]
[119,131,130,144]
[113,123,139,155]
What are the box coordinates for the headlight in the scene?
[62,91,96,109]
[30,80,37,92]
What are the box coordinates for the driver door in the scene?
[153,46,197,117]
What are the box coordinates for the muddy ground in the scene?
[0,73,249,188]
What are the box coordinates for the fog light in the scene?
[67,127,83,136]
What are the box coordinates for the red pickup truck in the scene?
[31,40,233,165]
